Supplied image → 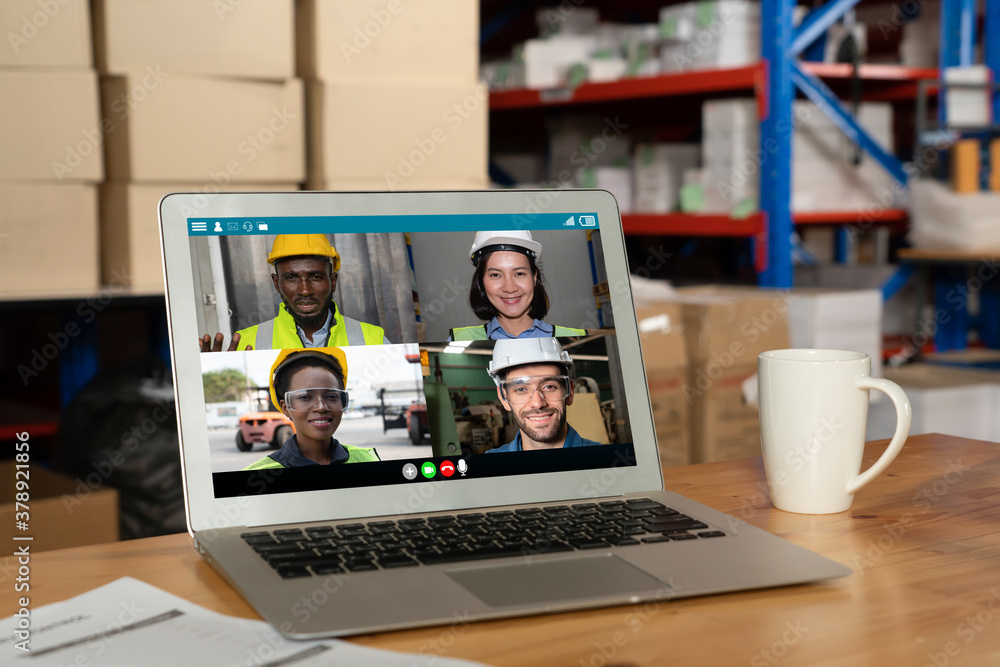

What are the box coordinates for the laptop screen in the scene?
[184,211,636,498]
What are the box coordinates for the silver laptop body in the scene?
[159,189,849,639]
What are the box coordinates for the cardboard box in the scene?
[0,183,99,296]
[298,0,478,84]
[667,288,791,463]
[656,425,691,469]
[866,364,1000,443]
[637,303,691,465]
[100,182,299,290]
[101,75,305,182]
[673,286,791,367]
[991,139,1000,193]
[0,70,103,182]
[305,178,488,192]
[0,461,118,553]
[93,0,294,79]
[307,80,487,186]
[633,143,700,213]
[951,139,980,194]
[688,363,762,463]
[1,0,92,68]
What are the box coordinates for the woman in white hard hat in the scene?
[449,231,587,341]
[244,348,379,469]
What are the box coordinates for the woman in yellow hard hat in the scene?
[244,348,379,469]
[449,230,586,341]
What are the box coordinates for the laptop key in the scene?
[641,535,673,544]
[416,545,529,565]
[605,536,640,546]
[698,531,726,538]
[379,555,419,568]
[344,559,378,572]
[669,533,699,541]
[647,519,708,533]
[312,565,345,575]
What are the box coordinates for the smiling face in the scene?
[271,256,337,334]
[497,362,573,450]
[279,365,344,457]
[483,251,537,327]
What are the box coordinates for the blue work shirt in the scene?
[488,424,603,452]
[485,317,554,339]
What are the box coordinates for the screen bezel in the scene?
[159,189,662,534]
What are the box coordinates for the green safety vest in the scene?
[243,445,379,470]
[235,302,386,350]
[449,324,586,341]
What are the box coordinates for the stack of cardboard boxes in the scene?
[639,286,888,465]
[636,304,689,468]
[93,0,304,291]
[1,0,102,295]
[299,0,487,191]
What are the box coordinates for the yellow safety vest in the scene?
[449,324,586,341]
[243,445,379,469]
[235,302,386,350]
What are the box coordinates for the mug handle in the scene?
[846,377,912,495]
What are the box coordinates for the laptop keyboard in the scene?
[241,498,727,579]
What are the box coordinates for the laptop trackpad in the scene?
[445,554,666,608]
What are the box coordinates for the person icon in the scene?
[214,222,223,232]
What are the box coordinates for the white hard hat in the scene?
[469,230,542,266]
[488,338,572,386]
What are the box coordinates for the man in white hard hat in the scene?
[449,230,586,341]
[487,338,602,452]
[200,234,389,351]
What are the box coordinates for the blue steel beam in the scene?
[759,0,796,288]
[790,62,909,186]
[789,0,862,56]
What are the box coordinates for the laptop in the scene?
[158,189,849,639]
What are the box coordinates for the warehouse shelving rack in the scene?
[487,0,998,287]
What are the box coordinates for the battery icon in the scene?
[579,215,596,227]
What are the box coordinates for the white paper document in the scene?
[4,577,490,666]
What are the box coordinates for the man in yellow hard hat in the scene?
[200,234,388,351]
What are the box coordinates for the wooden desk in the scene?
[5,433,1000,666]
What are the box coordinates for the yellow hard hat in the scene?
[269,347,349,409]
[267,234,341,272]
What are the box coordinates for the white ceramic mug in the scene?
[757,349,912,514]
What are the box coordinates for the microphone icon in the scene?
[457,459,468,476]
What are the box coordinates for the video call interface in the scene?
[186,213,636,498]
